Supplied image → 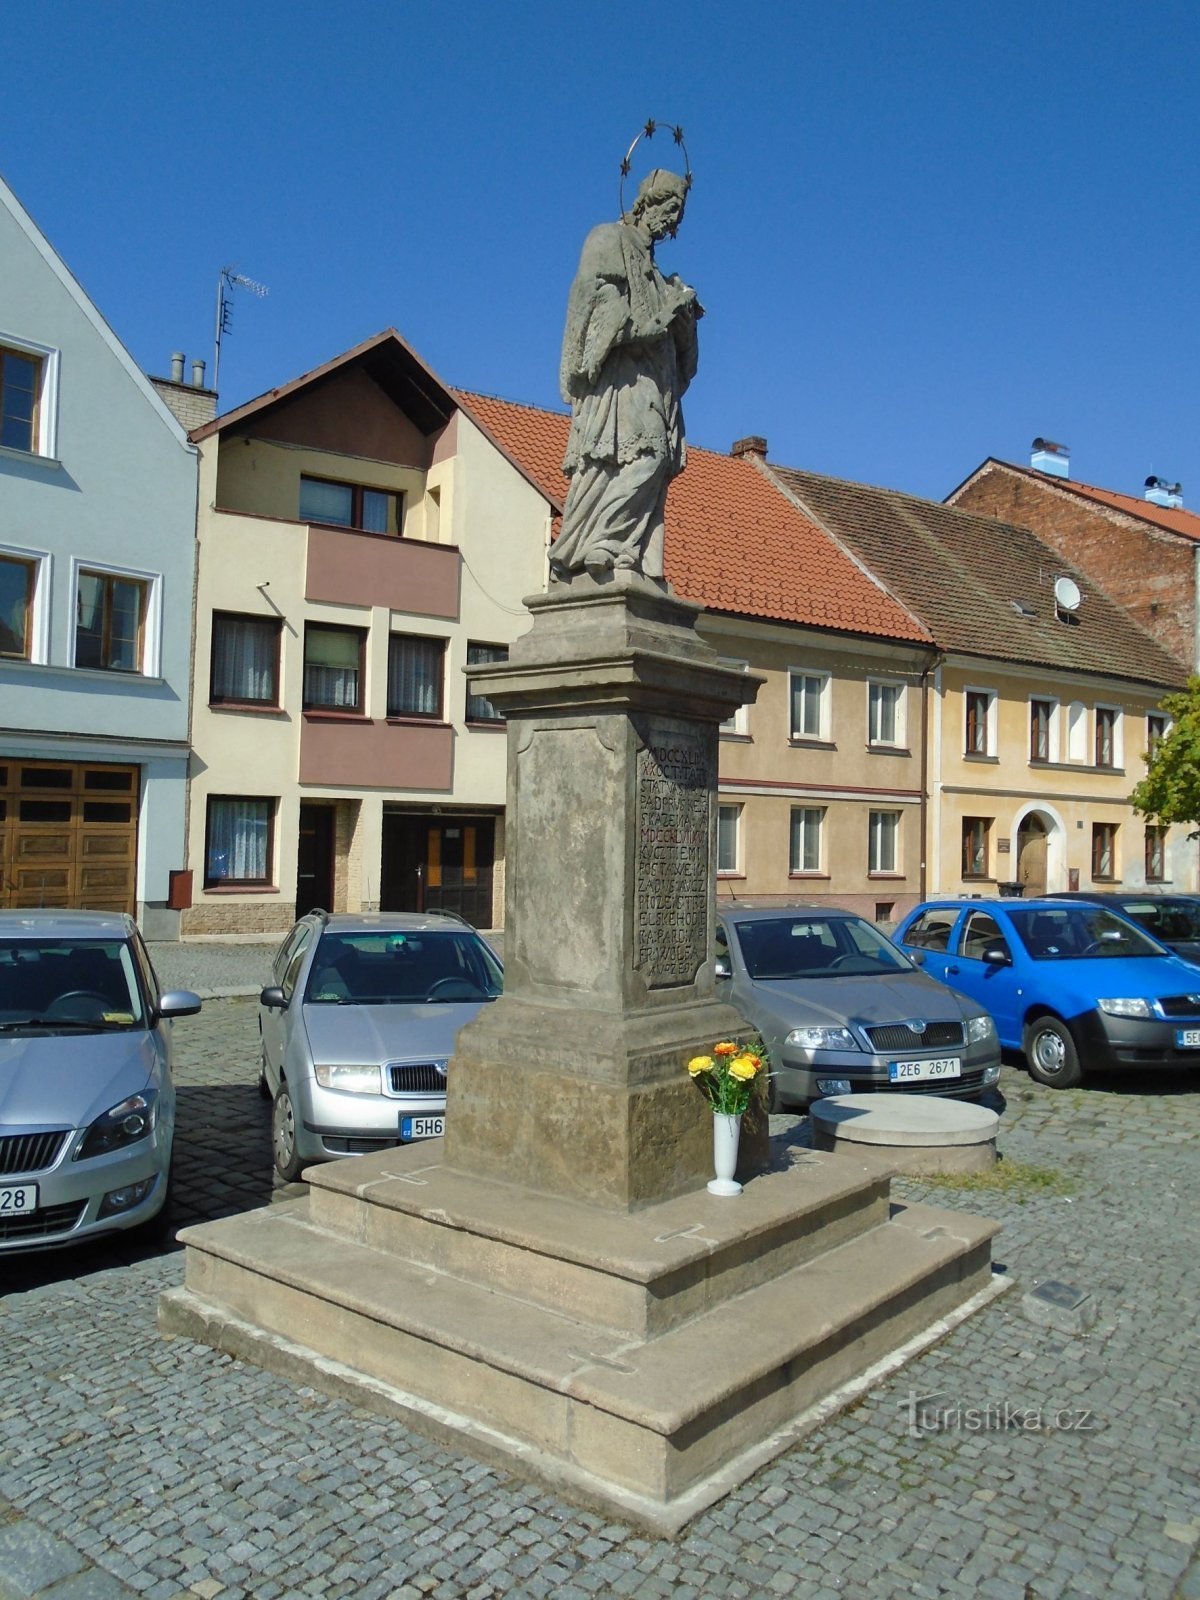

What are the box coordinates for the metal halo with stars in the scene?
[619,120,692,223]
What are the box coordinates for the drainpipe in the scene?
[919,651,945,902]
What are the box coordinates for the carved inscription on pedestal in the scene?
[634,722,712,987]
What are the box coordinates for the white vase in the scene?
[707,1112,743,1196]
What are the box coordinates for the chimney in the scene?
[1031,438,1070,479]
[1144,476,1184,510]
[731,435,768,461]
[191,358,207,389]
[170,351,185,382]
[149,350,218,429]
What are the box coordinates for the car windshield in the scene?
[304,930,504,1005]
[0,938,144,1029]
[1009,906,1165,961]
[730,915,913,979]
[1118,898,1200,944]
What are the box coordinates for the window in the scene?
[210,612,281,706]
[1145,826,1167,883]
[964,690,992,756]
[1095,707,1118,769]
[789,806,824,873]
[388,633,445,719]
[299,476,402,535]
[868,681,904,747]
[205,797,274,887]
[1091,822,1117,880]
[718,659,750,735]
[75,570,146,672]
[1030,698,1054,762]
[790,672,829,741]
[962,911,1008,964]
[0,345,41,454]
[465,642,508,722]
[304,624,364,712]
[868,809,899,873]
[0,554,35,659]
[1147,713,1167,757]
[962,816,991,879]
[717,804,741,874]
[904,908,956,952]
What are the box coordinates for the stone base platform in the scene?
[810,1094,1000,1175]
[159,1144,1005,1535]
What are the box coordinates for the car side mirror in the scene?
[259,985,288,1009]
[158,989,202,1018]
[714,955,732,980]
[981,944,1011,967]
[907,948,926,966]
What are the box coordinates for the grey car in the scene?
[0,909,201,1252]
[715,905,1001,1108]
[259,910,503,1182]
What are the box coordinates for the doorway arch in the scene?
[1011,804,1065,895]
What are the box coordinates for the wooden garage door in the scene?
[0,761,139,914]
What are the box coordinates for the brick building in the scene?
[948,450,1200,673]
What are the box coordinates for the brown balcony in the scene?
[299,715,454,790]
[305,525,460,618]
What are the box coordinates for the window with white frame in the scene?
[964,688,996,756]
[789,806,824,873]
[867,681,904,747]
[719,659,750,735]
[1066,701,1087,762]
[204,796,275,887]
[868,809,900,873]
[790,671,829,741]
[0,552,35,659]
[1095,706,1121,769]
[0,337,58,457]
[75,570,147,673]
[717,803,742,874]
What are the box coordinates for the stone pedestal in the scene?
[448,572,765,1209]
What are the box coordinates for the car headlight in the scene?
[313,1063,383,1094]
[75,1091,157,1160]
[1097,998,1152,1019]
[785,1026,860,1052]
[966,1014,996,1043]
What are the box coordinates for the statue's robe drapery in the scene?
[551,219,699,581]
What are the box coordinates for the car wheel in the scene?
[1023,1015,1083,1089]
[271,1083,307,1182]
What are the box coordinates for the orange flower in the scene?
[713,1041,738,1058]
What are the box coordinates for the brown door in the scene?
[1017,816,1048,897]
[296,803,335,917]
[0,761,138,913]
[381,813,495,927]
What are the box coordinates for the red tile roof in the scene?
[969,460,1200,543]
[458,393,930,644]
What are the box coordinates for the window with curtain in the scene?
[1145,826,1166,882]
[965,691,992,755]
[0,554,34,659]
[75,570,146,672]
[210,613,280,705]
[299,476,400,535]
[717,804,741,873]
[388,634,445,718]
[789,807,824,873]
[304,625,364,711]
[465,642,508,722]
[205,797,273,886]
[1030,699,1053,762]
[962,816,991,878]
[1095,707,1117,768]
[868,810,899,873]
[790,673,828,740]
[1091,822,1117,880]
[868,682,903,746]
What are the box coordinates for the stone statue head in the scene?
[631,169,689,240]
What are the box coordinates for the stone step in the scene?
[301,1143,893,1337]
[162,1191,999,1519]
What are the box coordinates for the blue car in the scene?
[893,897,1200,1088]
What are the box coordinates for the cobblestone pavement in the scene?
[1,992,1198,1599]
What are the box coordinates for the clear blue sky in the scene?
[6,0,1198,502]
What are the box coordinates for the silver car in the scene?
[716,905,1001,1108]
[259,911,503,1182]
[0,909,201,1252]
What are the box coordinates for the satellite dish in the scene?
[1054,576,1082,612]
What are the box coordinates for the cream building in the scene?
[181,333,551,935]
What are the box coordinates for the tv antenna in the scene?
[213,265,269,394]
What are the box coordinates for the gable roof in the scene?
[0,171,190,450]
[950,458,1200,544]
[770,463,1185,690]
[460,393,930,644]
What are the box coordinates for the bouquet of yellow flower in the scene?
[686,1037,767,1116]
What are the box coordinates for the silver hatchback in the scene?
[259,911,503,1181]
[0,909,201,1252]
[716,906,1001,1107]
